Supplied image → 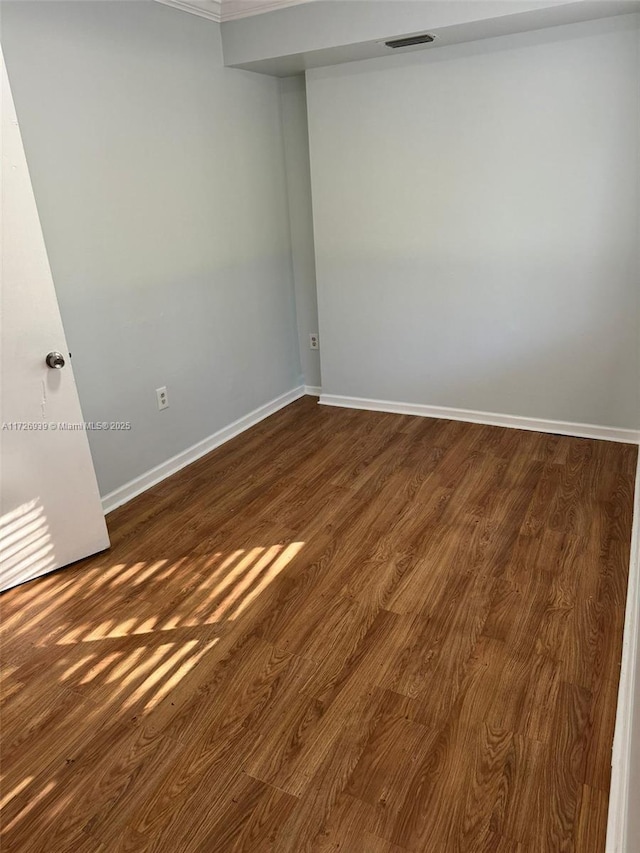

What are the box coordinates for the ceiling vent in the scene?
[385,33,435,49]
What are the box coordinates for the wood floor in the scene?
[1,397,637,853]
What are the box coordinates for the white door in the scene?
[0,51,110,591]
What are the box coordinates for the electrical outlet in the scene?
[309,333,319,350]
[156,386,169,410]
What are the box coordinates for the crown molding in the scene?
[155,0,315,24]
[155,0,222,23]
[220,0,316,21]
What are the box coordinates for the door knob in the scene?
[46,351,65,369]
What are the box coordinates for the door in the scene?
[1,50,110,591]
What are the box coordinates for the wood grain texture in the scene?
[0,397,636,852]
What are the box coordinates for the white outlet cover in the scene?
[156,386,169,410]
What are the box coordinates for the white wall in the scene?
[1,0,302,497]
[279,75,321,389]
[306,15,640,430]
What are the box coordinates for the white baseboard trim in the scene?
[319,394,640,445]
[607,452,640,853]
[304,385,322,397]
[101,385,306,514]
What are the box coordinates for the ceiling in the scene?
[156,0,640,76]
[155,0,316,23]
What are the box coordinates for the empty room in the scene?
[1,0,640,850]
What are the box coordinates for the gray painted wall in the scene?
[1,0,303,496]
[307,15,640,429]
[279,75,321,390]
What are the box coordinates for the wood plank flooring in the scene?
[1,397,637,852]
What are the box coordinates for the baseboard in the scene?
[319,394,640,445]
[101,385,306,514]
[606,452,640,852]
[304,385,322,397]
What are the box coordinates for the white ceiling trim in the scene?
[155,0,223,23]
[220,0,316,21]
[155,0,315,23]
